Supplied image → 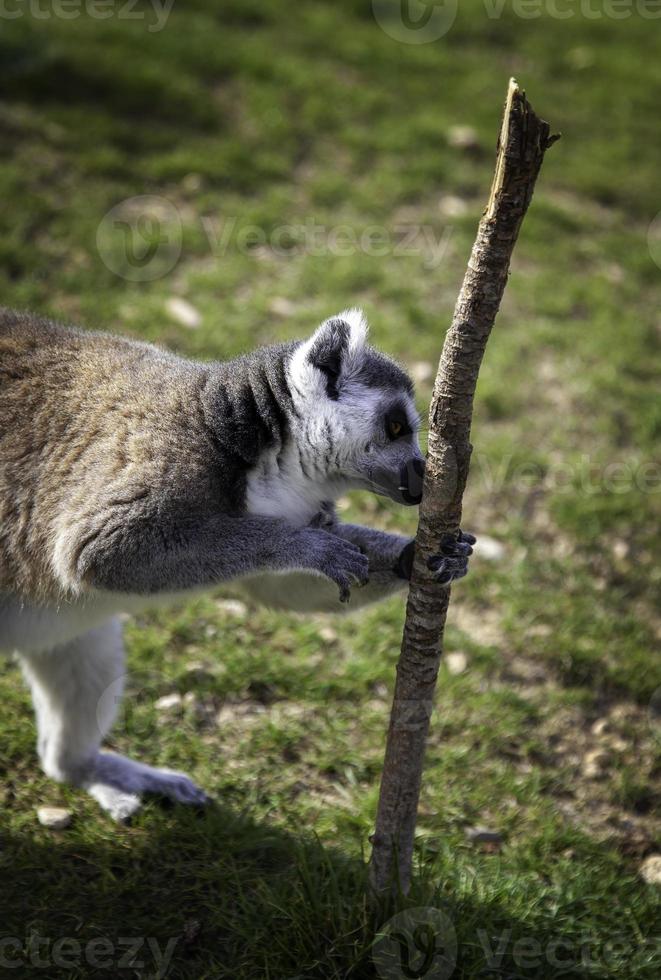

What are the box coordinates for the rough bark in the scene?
[369,79,559,897]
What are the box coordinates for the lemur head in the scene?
[287,310,426,505]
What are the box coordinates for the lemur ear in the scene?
[307,309,368,400]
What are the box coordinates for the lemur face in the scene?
[288,310,426,506]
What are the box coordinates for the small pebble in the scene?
[640,855,661,885]
[37,806,72,830]
[269,297,297,317]
[409,361,434,384]
[216,599,247,618]
[181,173,203,193]
[583,748,609,779]
[446,652,468,675]
[438,195,469,218]
[165,297,201,330]
[155,693,183,711]
[447,125,480,151]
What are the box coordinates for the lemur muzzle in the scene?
[400,457,425,505]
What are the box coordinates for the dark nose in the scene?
[400,457,426,505]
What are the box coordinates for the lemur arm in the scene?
[61,506,369,601]
[236,505,473,614]
[237,506,413,614]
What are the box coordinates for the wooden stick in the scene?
[369,78,559,897]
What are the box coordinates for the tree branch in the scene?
[369,78,559,897]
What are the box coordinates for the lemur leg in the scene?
[19,618,207,821]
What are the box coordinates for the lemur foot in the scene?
[396,531,476,585]
[84,751,210,822]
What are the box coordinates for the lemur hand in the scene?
[301,528,370,602]
[395,530,476,586]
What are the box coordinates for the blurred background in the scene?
[1,2,659,977]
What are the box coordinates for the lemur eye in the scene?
[385,410,410,441]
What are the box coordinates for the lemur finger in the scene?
[436,565,468,586]
[428,555,467,573]
[440,540,473,558]
[440,531,476,555]
[428,554,469,584]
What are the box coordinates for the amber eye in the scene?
[388,419,403,439]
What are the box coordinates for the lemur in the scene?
[0,306,474,821]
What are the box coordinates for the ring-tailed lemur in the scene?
[0,306,474,820]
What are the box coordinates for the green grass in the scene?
[0,1,660,977]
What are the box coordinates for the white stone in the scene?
[640,855,661,885]
[37,807,72,830]
[165,297,201,330]
[269,297,297,317]
[409,361,434,384]
[216,599,247,618]
[155,693,183,711]
[448,125,480,150]
[446,652,468,675]
[438,195,469,218]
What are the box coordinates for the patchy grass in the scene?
[0,1,660,977]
